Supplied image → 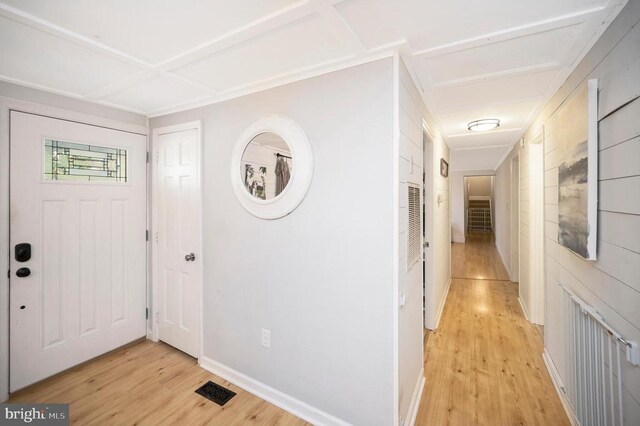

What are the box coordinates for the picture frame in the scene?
[440,158,449,178]
[556,79,598,260]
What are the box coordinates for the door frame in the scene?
[150,121,203,361]
[421,121,435,330]
[0,95,148,402]
[510,155,520,283]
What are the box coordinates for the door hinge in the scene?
[146,308,149,320]
[146,230,150,241]
[7,270,9,279]
[146,151,150,163]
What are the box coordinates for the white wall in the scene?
[495,156,515,278]
[0,81,147,402]
[467,175,492,197]
[151,58,395,425]
[396,57,425,424]
[451,170,494,243]
[496,0,640,422]
[394,56,451,424]
[450,146,510,172]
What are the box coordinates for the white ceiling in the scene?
[0,0,627,170]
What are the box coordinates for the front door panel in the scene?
[9,111,147,391]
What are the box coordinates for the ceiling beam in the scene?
[411,6,607,60]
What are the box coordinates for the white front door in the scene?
[153,123,201,358]
[9,111,147,392]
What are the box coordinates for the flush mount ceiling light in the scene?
[468,118,500,132]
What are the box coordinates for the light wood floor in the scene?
[451,232,510,281]
[9,340,308,426]
[416,233,569,425]
[10,231,566,425]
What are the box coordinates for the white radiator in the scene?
[561,286,639,426]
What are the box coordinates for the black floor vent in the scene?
[195,381,236,406]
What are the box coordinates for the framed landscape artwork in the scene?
[557,79,598,260]
[440,158,449,178]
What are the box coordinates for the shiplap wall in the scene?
[396,56,451,423]
[397,56,425,424]
[545,18,640,426]
[534,1,639,422]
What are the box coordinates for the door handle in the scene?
[185,253,196,262]
[16,267,31,278]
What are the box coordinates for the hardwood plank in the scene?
[417,235,570,425]
[451,232,510,281]
[8,341,308,426]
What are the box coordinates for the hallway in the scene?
[416,232,569,425]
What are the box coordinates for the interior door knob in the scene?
[185,253,196,262]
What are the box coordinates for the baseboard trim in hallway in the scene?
[432,278,452,330]
[518,296,530,321]
[542,349,578,426]
[406,370,425,426]
[199,356,349,426]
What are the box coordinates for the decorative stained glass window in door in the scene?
[44,139,127,182]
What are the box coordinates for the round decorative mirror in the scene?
[231,115,313,219]
[241,132,293,201]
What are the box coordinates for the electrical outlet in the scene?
[261,328,271,349]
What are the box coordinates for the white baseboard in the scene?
[406,371,425,426]
[429,277,452,330]
[199,356,350,426]
[518,297,530,321]
[146,329,157,341]
[452,235,465,243]
[495,243,512,279]
[542,349,577,425]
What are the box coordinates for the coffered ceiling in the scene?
[0,0,627,170]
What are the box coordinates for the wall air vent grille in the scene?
[408,184,421,270]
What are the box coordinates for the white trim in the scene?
[199,356,350,426]
[510,154,520,283]
[0,95,148,136]
[495,242,512,279]
[452,236,465,243]
[518,297,530,321]
[406,372,425,426]
[392,52,401,426]
[468,195,490,201]
[429,277,452,330]
[148,51,397,117]
[230,115,313,220]
[528,133,545,325]
[542,349,578,426]
[150,121,203,360]
[586,79,598,260]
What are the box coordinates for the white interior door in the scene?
[153,123,201,358]
[9,111,147,392]
[422,130,433,329]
